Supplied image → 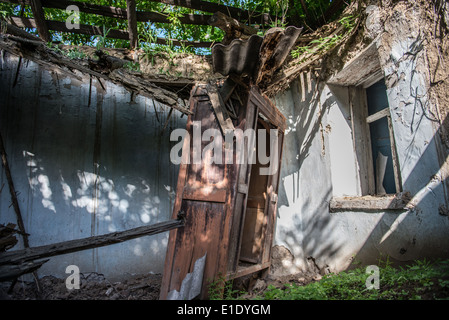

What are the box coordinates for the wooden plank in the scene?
[148,0,272,23]
[9,16,129,39]
[209,11,257,44]
[108,69,193,114]
[219,78,237,104]
[29,0,50,42]
[0,133,30,248]
[226,261,271,280]
[208,83,235,135]
[349,86,374,196]
[261,131,284,264]
[366,107,390,124]
[237,183,248,194]
[0,219,184,266]
[0,259,49,282]
[387,115,403,193]
[3,0,214,26]
[126,0,138,48]
[2,0,270,26]
[249,85,286,132]
[160,95,195,300]
[329,193,412,212]
[239,207,265,262]
[182,187,227,203]
[227,92,257,274]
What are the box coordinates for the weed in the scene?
[123,61,140,72]
[65,48,87,59]
[46,43,86,60]
[208,274,244,300]
[255,258,449,300]
[290,14,359,63]
[95,26,111,50]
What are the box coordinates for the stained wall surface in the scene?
[0,54,186,280]
[272,3,449,274]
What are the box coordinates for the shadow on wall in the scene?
[274,66,449,274]
[274,76,343,273]
[0,54,185,279]
[351,39,449,266]
[353,105,449,267]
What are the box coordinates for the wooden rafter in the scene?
[0,0,278,49]
[8,16,214,47]
[29,0,50,41]
[147,0,272,23]
[126,0,138,48]
[2,0,214,25]
[1,0,273,25]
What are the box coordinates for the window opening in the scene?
[366,80,401,195]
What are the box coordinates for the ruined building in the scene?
[0,0,448,299]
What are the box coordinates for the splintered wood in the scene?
[0,224,18,252]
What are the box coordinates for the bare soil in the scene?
[0,272,162,300]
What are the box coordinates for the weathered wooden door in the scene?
[225,86,285,280]
[159,84,285,300]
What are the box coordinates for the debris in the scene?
[105,287,113,296]
[0,273,162,300]
[167,254,207,300]
[0,223,18,252]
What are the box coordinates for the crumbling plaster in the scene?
[273,1,449,275]
[0,54,186,280]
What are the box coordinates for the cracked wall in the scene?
[0,53,187,281]
[273,0,449,273]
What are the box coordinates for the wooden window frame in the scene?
[330,76,405,212]
[365,106,402,195]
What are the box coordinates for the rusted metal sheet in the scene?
[160,82,286,299]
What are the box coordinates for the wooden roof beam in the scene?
[8,15,214,47]
[1,0,212,26]
[126,0,138,48]
[29,0,50,42]
[148,0,272,24]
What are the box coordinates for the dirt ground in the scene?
[0,245,321,300]
[0,272,163,300]
[0,270,320,300]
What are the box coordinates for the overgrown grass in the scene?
[259,258,449,300]
[211,258,449,300]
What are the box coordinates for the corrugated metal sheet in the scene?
[211,34,264,77]
[211,26,302,81]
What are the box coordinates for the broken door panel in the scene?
[160,84,285,299]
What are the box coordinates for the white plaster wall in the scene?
[271,3,449,274]
[274,74,449,273]
[0,54,186,280]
